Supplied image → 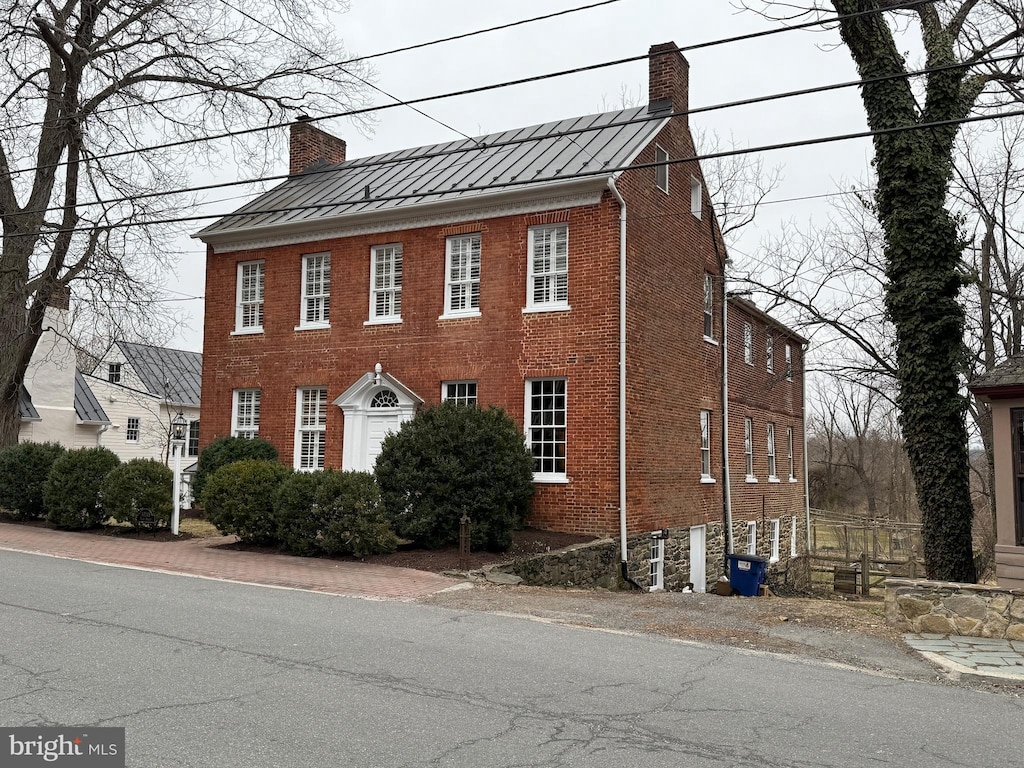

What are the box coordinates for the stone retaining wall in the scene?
[885,578,1024,639]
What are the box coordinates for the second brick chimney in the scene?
[648,42,689,115]
[290,117,347,175]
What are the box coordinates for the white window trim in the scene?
[744,417,757,482]
[441,380,478,406]
[700,409,713,482]
[649,535,666,592]
[790,515,799,557]
[296,252,331,331]
[525,378,569,483]
[767,422,778,481]
[747,521,757,556]
[125,416,140,443]
[743,322,753,365]
[766,332,775,374]
[525,224,571,313]
[787,426,797,482]
[294,387,327,471]
[368,243,403,324]
[655,145,669,194]
[187,420,200,457]
[770,518,781,563]
[690,176,702,219]
[440,233,482,320]
[233,260,265,335]
[703,273,715,343]
[785,344,793,381]
[231,389,261,439]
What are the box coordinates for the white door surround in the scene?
[334,370,422,472]
[689,525,707,593]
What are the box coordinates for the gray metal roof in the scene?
[196,105,668,241]
[116,341,203,406]
[18,387,40,421]
[970,355,1024,391]
[74,370,110,425]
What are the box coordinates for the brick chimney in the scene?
[289,116,347,175]
[648,42,689,114]
[47,284,71,311]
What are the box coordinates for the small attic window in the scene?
[108,363,122,384]
[655,145,669,193]
[690,177,702,219]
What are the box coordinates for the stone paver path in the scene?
[904,633,1024,681]
[0,522,464,601]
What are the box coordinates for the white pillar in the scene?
[172,443,182,536]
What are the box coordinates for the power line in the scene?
[18,51,1016,220]
[17,104,1024,239]
[4,0,935,180]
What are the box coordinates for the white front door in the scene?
[689,525,707,593]
[365,413,400,469]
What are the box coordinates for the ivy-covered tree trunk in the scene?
[832,0,980,582]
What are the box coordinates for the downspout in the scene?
[802,341,811,552]
[709,218,733,570]
[96,424,109,447]
[608,177,642,591]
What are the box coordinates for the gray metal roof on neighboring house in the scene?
[18,387,40,421]
[116,341,203,406]
[74,370,110,425]
[196,105,669,240]
[970,355,1024,391]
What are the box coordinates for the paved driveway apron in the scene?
[0,522,460,600]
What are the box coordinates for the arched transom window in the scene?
[370,389,400,408]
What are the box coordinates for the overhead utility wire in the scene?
[20,51,1016,219]
[5,0,932,179]
[20,105,1024,239]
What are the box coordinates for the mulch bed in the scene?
[0,512,193,541]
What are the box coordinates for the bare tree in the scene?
[0,0,373,447]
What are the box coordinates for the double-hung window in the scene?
[295,387,327,470]
[232,389,261,439]
[369,244,402,322]
[791,515,799,556]
[743,322,753,365]
[691,177,702,219]
[747,521,757,555]
[649,536,665,591]
[526,225,569,311]
[125,417,140,443]
[526,378,567,481]
[655,146,669,193]
[766,333,774,373]
[299,253,330,328]
[442,381,478,407]
[443,234,481,317]
[744,417,755,480]
[235,261,265,333]
[703,274,714,340]
[187,420,200,457]
[700,409,713,481]
[767,422,778,480]
[108,363,122,383]
[785,344,793,381]
[770,519,781,563]
[787,426,796,481]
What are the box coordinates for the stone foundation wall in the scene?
[885,578,1024,639]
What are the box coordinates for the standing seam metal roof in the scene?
[115,341,203,406]
[74,370,110,424]
[197,106,668,238]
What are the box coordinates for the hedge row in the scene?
[0,442,172,530]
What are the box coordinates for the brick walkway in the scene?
[0,522,464,600]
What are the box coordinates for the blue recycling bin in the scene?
[728,553,768,597]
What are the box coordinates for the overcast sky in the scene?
[168,0,882,352]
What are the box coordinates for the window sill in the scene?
[745,360,754,367]
[364,318,402,327]
[789,477,799,484]
[768,476,781,483]
[703,336,718,346]
[438,310,482,321]
[533,473,569,484]
[294,323,330,332]
[769,556,779,564]
[700,476,716,484]
[648,584,664,593]
[523,304,571,315]
[745,476,758,484]
[231,328,264,336]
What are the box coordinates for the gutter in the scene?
[607,177,642,591]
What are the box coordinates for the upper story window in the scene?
[766,332,775,373]
[443,234,481,318]
[295,387,327,471]
[232,389,261,439]
[744,417,755,480]
[700,409,713,482]
[767,422,778,480]
[743,322,753,365]
[300,253,330,328]
[526,225,569,312]
[787,425,796,481]
[107,363,122,383]
[526,378,567,482]
[442,381,478,407]
[187,420,200,457]
[655,145,669,193]
[235,261,265,333]
[785,344,793,380]
[703,274,714,341]
[125,416,140,443]
[691,177,702,219]
[369,244,402,323]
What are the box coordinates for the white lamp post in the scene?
[170,411,187,536]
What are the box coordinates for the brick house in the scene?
[195,43,806,590]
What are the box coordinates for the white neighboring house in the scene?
[18,295,202,504]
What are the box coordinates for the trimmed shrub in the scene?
[43,447,121,529]
[275,470,398,557]
[375,402,534,551]
[203,459,291,544]
[0,441,66,520]
[193,436,277,502]
[102,459,174,529]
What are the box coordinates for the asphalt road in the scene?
[1,549,1021,768]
